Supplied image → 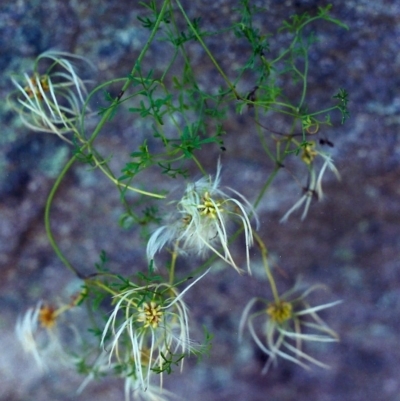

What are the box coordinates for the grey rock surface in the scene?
[1,1,400,400]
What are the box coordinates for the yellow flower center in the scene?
[24,74,50,100]
[301,142,318,165]
[267,301,293,324]
[39,305,57,329]
[137,301,163,329]
[197,192,222,218]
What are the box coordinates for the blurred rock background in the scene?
[1,0,400,400]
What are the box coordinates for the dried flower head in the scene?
[16,301,79,370]
[9,50,93,143]
[239,284,341,373]
[281,150,340,222]
[147,160,258,274]
[101,271,207,391]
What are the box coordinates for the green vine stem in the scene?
[253,231,280,303]
[174,0,239,99]
[44,0,171,276]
